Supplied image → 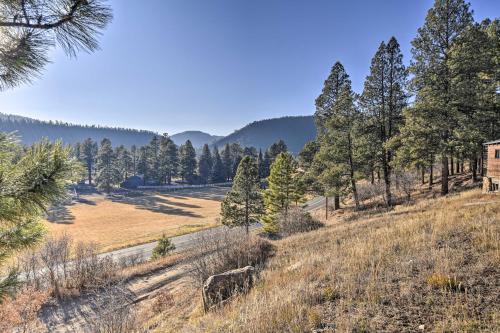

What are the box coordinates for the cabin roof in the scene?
[484,139,500,146]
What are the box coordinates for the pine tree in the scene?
[268,140,288,161]
[221,156,264,234]
[360,37,408,205]
[263,152,304,234]
[131,145,138,176]
[210,146,226,183]
[0,134,80,298]
[115,145,132,182]
[95,138,120,193]
[222,144,233,181]
[179,140,197,184]
[198,144,213,184]
[137,146,149,185]
[151,235,176,259]
[408,0,473,195]
[80,138,98,185]
[449,19,500,181]
[148,136,161,184]
[159,134,178,185]
[230,143,244,180]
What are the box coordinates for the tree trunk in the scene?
[460,161,464,174]
[382,162,392,207]
[450,156,454,175]
[371,170,375,184]
[377,170,381,183]
[88,166,92,185]
[334,195,340,210]
[441,155,449,195]
[429,165,434,189]
[421,168,425,185]
[471,157,477,182]
[456,158,460,174]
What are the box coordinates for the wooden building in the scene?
[483,139,500,193]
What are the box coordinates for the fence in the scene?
[137,182,233,191]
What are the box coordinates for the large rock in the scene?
[202,266,255,312]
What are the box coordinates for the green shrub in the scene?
[151,235,176,260]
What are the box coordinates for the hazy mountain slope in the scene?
[213,116,316,154]
[0,113,157,147]
[170,131,223,148]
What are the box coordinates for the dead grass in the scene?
[44,188,226,252]
[149,189,500,332]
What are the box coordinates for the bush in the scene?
[0,287,48,333]
[151,234,176,260]
[187,227,274,285]
[277,207,323,236]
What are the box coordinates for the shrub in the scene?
[187,227,274,285]
[426,273,464,292]
[151,235,176,260]
[277,207,323,236]
[0,287,48,333]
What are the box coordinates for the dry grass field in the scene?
[148,188,500,332]
[43,187,227,252]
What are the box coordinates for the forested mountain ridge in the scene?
[0,113,316,152]
[170,131,223,148]
[0,113,157,147]
[213,116,316,154]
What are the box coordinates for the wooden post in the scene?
[325,196,328,220]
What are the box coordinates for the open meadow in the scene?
[44,187,228,252]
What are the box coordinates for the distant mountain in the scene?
[213,116,316,154]
[170,131,222,148]
[0,113,317,154]
[0,113,157,147]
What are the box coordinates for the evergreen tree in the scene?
[268,140,288,161]
[137,146,149,185]
[95,138,120,193]
[148,135,161,184]
[221,156,264,234]
[222,144,233,181]
[198,144,213,184]
[298,141,320,170]
[314,62,351,135]
[243,146,258,159]
[159,134,178,185]
[230,143,244,180]
[407,0,473,195]
[0,134,80,298]
[131,145,138,176]
[257,149,265,179]
[315,84,362,209]
[210,146,226,183]
[151,235,176,259]
[179,140,197,184]
[360,37,408,205]
[80,138,98,185]
[263,152,304,234]
[449,19,500,181]
[115,145,132,182]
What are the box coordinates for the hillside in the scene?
[213,115,316,154]
[0,113,157,147]
[149,187,500,332]
[170,131,222,148]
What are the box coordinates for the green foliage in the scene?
[198,144,213,184]
[79,138,98,185]
[151,234,176,260]
[221,156,264,233]
[159,134,179,185]
[179,140,197,184]
[210,147,226,183]
[0,133,79,299]
[95,138,120,193]
[263,153,304,234]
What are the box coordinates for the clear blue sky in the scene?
[1,0,498,136]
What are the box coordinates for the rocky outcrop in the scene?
[202,266,255,312]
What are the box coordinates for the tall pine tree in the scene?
[95,138,120,193]
[179,140,197,184]
[198,144,213,184]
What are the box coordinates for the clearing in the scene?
[44,187,228,252]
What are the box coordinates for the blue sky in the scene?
[1,0,498,136]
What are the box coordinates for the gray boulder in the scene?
[202,266,255,312]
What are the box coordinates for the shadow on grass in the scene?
[108,193,204,218]
[46,205,75,224]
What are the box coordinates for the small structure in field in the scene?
[121,175,143,189]
[483,139,500,193]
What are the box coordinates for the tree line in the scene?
[299,0,498,211]
[74,135,291,192]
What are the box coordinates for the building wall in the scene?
[486,143,500,178]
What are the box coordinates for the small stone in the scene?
[418,324,425,330]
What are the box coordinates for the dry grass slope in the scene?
[151,189,499,332]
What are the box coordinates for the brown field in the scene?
[44,187,228,252]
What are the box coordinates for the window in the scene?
[496,149,500,159]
